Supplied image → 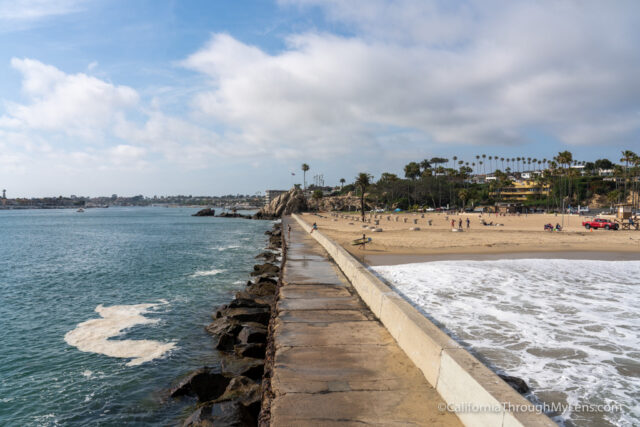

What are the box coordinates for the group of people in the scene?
[544,223,562,232]
[450,218,471,229]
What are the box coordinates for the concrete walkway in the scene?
[269,218,461,426]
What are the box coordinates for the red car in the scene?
[582,218,619,230]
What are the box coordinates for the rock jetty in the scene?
[192,208,215,216]
[171,223,283,426]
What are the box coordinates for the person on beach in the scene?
[310,222,318,233]
[288,224,291,240]
[451,219,455,228]
[458,218,462,229]
[466,218,470,229]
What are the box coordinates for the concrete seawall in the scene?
[292,214,556,427]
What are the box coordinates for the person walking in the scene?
[451,219,455,228]
[466,218,470,229]
[458,218,462,229]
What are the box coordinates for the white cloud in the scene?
[3,58,139,140]
[0,0,88,22]
[181,0,640,155]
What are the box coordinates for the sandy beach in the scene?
[298,211,640,260]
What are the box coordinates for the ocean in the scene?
[0,207,273,426]
[374,259,640,427]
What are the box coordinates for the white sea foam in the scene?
[190,269,226,277]
[64,301,176,367]
[374,259,640,426]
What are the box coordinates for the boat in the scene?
[77,208,85,213]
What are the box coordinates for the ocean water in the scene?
[374,259,640,427]
[0,207,273,426]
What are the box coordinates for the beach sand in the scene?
[299,211,640,262]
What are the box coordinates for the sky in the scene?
[0,0,639,197]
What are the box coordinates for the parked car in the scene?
[582,218,619,230]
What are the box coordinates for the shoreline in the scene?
[362,250,640,265]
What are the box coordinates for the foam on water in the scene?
[190,268,226,277]
[373,259,640,426]
[64,301,176,367]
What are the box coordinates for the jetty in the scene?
[270,218,459,425]
[267,215,556,427]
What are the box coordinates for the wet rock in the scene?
[255,251,279,263]
[238,323,268,344]
[499,374,530,394]
[221,357,265,381]
[192,208,215,217]
[250,263,279,277]
[183,400,256,427]
[235,343,266,359]
[170,368,231,402]
[234,291,274,306]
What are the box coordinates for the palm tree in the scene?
[355,173,372,221]
[301,163,310,190]
[482,154,487,174]
[621,150,637,204]
[500,157,505,171]
[339,178,346,190]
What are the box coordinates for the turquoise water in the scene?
[0,207,272,426]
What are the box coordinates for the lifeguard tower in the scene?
[615,204,639,230]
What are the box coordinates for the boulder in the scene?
[170,368,231,402]
[250,263,280,277]
[221,357,265,381]
[255,252,278,263]
[237,323,268,344]
[206,316,242,337]
[215,376,261,407]
[183,400,256,427]
[253,188,308,219]
[217,307,271,325]
[245,280,277,297]
[192,208,215,217]
[235,343,266,359]
[499,374,530,394]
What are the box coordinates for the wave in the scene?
[374,259,640,426]
[64,301,176,367]
[190,269,226,277]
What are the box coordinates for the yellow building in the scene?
[491,180,550,201]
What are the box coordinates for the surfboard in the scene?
[351,237,372,246]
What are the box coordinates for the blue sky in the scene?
[1,0,639,197]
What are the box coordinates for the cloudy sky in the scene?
[1,0,639,197]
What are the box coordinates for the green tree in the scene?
[301,163,310,190]
[339,178,346,190]
[355,173,372,221]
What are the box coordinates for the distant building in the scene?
[598,169,614,176]
[490,180,550,201]
[265,190,287,205]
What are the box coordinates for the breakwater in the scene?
[292,213,556,427]
[169,222,283,426]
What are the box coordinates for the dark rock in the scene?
[234,291,274,306]
[216,376,261,406]
[228,298,270,309]
[499,374,530,394]
[245,280,276,297]
[216,332,237,351]
[192,208,215,217]
[250,263,279,277]
[235,343,266,359]
[170,368,231,402]
[206,316,242,336]
[215,307,271,325]
[221,357,265,381]
[217,212,252,219]
[183,400,256,427]
[238,323,268,344]
[255,251,278,263]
